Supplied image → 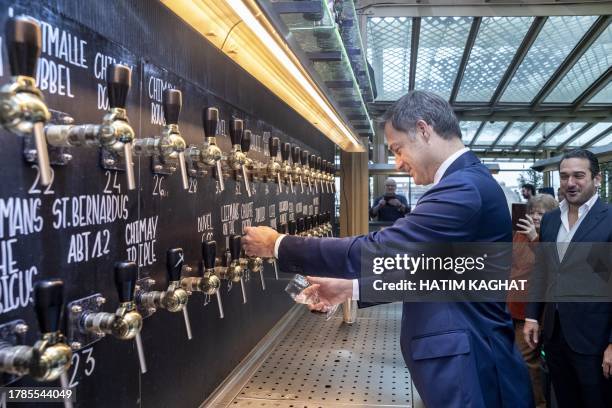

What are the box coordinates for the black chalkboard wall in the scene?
[0,0,335,407]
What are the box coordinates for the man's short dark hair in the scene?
[382,90,461,140]
[559,149,600,178]
[521,183,536,195]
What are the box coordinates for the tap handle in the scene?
[166,248,185,282]
[317,213,324,226]
[241,129,251,153]
[229,235,241,260]
[6,16,41,78]
[301,150,309,166]
[203,107,219,138]
[309,154,316,169]
[328,162,334,176]
[291,145,301,163]
[321,160,327,174]
[305,216,313,231]
[229,118,243,147]
[281,142,290,162]
[288,220,297,235]
[202,241,217,270]
[34,279,64,334]
[297,218,305,234]
[316,156,322,171]
[277,223,288,234]
[163,88,182,126]
[107,64,131,110]
[114,261,138,303]
[268,137,279,158]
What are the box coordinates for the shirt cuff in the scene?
[352,279,360,301]
[525,318,538,324]
[274,234,286,259]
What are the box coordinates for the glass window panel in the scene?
[589,81,612,104]
[498,122,534,145]
[568,122,611,147]
[544,122,587,147]
[522,122,562,146]
[457,17,534,102]
[415,17,472,100]
[501,16,598,103]
[367,17,412,101]
[459,121,481,144]
[593,134,612,147]
[473,121,508,145]
[545,24,612,103]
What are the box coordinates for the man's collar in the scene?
[559,193,599,216]
[433,147,471,185]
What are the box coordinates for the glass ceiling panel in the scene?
[588,80,612,104]
[544,122,587,147]
[593,134,612,147]
[457,17,534,102]
[568,122,611,147]
[498,122,534,146]
[415,17,472,100]
[460,121,481,144]
[501,16,597,103]
[545,24,612,103]
[473,121,508,145]
[522,122,562,146]
[366,17,412,101]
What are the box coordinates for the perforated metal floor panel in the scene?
[226,303,415,407]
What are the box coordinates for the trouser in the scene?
[544,313,612,408]
[514,320,546,408]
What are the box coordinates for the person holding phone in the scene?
[369,178,409,221]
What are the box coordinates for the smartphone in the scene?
[512,203,527,231]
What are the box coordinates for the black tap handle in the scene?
[316,156,322,171]
[321,160,327,173]
[301,150,309,166]
[222,249,231,267]
[328,162,334,176]
[309,154,316,168]
[203,107,219,138]
[166,248,185,282]
[202,241,217,270]
[34,279,64,334]
[305,216,313,230]
[114,261,138,303]
[317,213,324,226]
[312,215,319,227]
[241,129,251,153]
[297,218,305,234]
[230,235,241,260]
[269,137,279,158]
[277,223,288,234]
[163,88,182,126]
[281,142,291,162]
[230,118,244,146]
[6,16,41,78]
[291,145,301,163]
[107,64,131,109]
[288,220,297,235]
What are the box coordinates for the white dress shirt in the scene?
[525,193,599,324]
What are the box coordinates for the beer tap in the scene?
[266,137,283,193]
[316,156,325,193]
[321,160,329,193]
[0,280,72,384]
[198,107,225,191]
[288,219,297,236]
[280,142,294,194]
[241,129,257,183]
[300,150,312,194]
[180,241,224,319]
[241,248,265,290]
[219,235,247,304]
[328,161,336,193]
[227,119,252,197]
[305,216,314,237]
[291,145,304,193]
[308,154,319,194]
[44,63,137,190]
[0,16,52,185]
[137,248,192,340]
[76,261,147,373]
[134,89,189,189]
[323,212,333,237]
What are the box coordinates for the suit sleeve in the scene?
[525,212,552,321]
[278,179,483,282]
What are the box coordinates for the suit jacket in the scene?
[525,199,612,354]
[278,151,532,407]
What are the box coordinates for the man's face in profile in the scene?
[559,157,601,206]
[385,121,434,185]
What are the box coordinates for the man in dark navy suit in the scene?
[524,149,612,408]
[243,91,533,407]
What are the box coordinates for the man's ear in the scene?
[415,120,429,142]
[594,173,602,187]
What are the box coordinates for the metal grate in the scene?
[228,303,413,407]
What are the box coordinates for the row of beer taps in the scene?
[0,16,336,195]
